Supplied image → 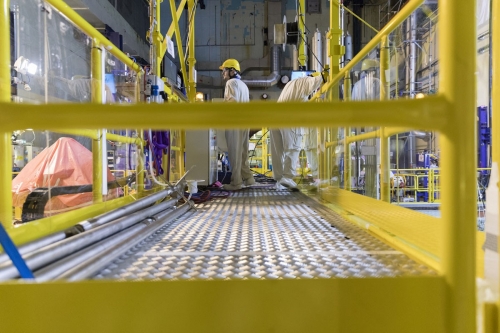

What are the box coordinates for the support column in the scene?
[1,0,13,228]
[439,0,476,331]
[91,42,103,203]
[380,35,391,202]
[187,0,197,102]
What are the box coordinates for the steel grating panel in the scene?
[94,188,436,280]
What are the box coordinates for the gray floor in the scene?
[94,187,436,280]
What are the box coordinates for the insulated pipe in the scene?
[0,199,177,281]
[53,203,193,281]
[242,46,281,88]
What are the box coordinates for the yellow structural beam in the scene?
[380,36,391,202]
[297,0,307,68]
[0,0,12,228]
[169,0,188,94]
[494,0,500,164]
[91,43,104,204]
[0,97,449,131]
[187,0,197,102]
[55,129,144,145]
[0,277,445,333]
[439,0,476,332]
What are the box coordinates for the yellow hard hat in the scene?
[361,58,379,71]
[219,59,240,72]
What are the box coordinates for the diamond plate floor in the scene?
[93,188,436,280]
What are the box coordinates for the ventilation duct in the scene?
[242,45,281,88]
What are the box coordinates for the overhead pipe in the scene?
[0,199,178,280]
[45,203,193,281]
[242,45,281,88]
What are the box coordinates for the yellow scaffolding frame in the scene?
[0,0,481,332]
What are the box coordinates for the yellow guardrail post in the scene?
[440,0,476,331]
[187,0,197,102]
[297,0,307,69]
[380,35,391,202]
[154,0,163,76]
[343,72,351,192]
[492,0,500,312]
[1,0,12,228]
[91,41,103,204]
[344,128,351,191]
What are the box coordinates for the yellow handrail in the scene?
[45,0,143,75]
[311,0,424,101]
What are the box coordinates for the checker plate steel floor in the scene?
[94,188,436,280]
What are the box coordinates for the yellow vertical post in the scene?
[169,0,188,94]
[0,0,12,228]
[154,0,163,76]
[137,131,145,196]
[494,0,500,165]
[262,128,268,173]
[492,0,500,304]
[380,35,390,202]
[440,0,476,332]
[297,0,307,69]
[187,0,197,102]
[91,41,103,203]
[343,73,351,191]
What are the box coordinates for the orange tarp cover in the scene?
[12,137,117,213]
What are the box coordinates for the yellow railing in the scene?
[0,1,481,333]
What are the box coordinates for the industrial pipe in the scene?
[242,46,281,88]
[0,188,179,268]
[0,199,178,280]
[50,203,192,281]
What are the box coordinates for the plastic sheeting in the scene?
[12,137,117,215]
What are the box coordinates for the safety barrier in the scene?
[0,1,483,333]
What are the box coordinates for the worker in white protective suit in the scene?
[270,71,327,190]
[352,58,380,101]
[220,58,256,191]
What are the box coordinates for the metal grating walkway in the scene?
[94,188,436,280]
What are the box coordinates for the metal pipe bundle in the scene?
[0,198,181,281]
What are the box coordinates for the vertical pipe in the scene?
[91,42,103,203]
[440,0,476,331]
[380,35,390,202]
[187,0,196,102]
[0,0,12,228]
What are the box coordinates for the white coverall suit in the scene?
[223,78,254,188]
[351,72,380,101]
[351,71,380,193]
[270,75,323,183]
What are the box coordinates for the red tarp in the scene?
[12,137,118,214]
